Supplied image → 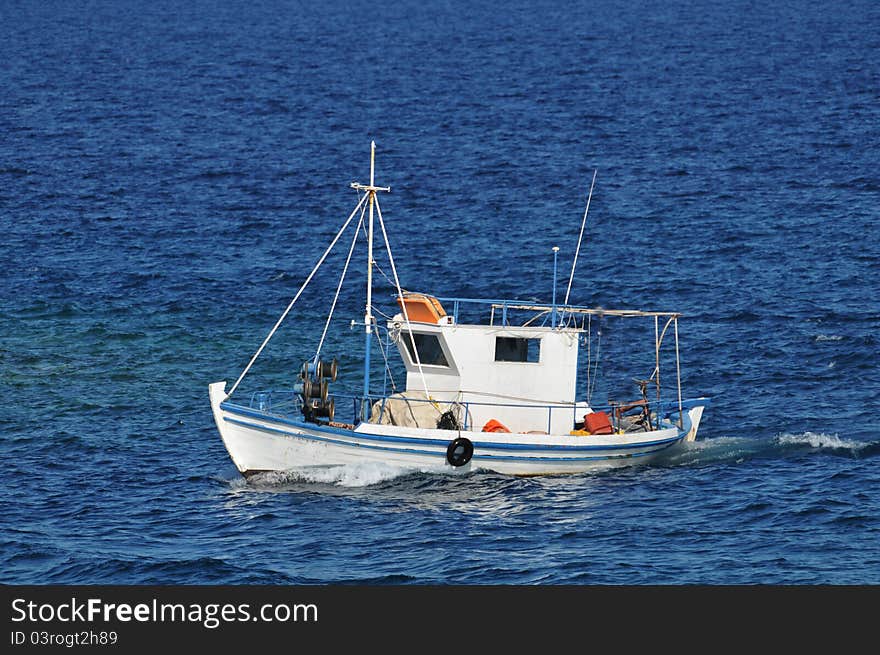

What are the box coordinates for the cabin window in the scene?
[402,332,449,367]
[494,337,541,363]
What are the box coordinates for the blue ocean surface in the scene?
[1,0,878,584]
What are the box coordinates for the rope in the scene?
[373,323,398,392]
[360,219,400,291]
[451,388,574,405]
[373,197,438,412]
[586,313,591,402]
[522,309,551,326]
[372,305,398,321]
[226,193,368,398]
[588,320,602,404]
[313,203,366,364]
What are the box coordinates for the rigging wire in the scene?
[371,305,398,321]
[313,203,366,364]
[564,169,598,306]
[226,193,369,398]
[373,196,437,410]
[373,323,398,392]
[586,313,591,402]
[588,315,603,404]
[360,218,401,292]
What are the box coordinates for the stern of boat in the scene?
[683,397,710,442]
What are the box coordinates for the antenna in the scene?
[563,169,597,306]
[551,246,560,327]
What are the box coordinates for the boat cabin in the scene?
[387,294,587,434]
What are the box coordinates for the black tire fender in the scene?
[446,437,474,467]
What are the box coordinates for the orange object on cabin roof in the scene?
[396,292,447,324]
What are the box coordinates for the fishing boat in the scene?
[209,143,709,477]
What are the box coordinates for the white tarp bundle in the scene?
[369,391,466,429]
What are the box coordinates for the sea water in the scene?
[1,0,878,584]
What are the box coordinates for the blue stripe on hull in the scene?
[222,415,683,463]
[220,402,687,452]
[224,416,444,459]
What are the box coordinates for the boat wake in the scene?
[774,431,878,456]
[814,334,845,341]
[223,432,880,491]
[655,431,880,468]
[243,461,447,488]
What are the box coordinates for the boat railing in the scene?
[243,388,689,434]
[247,389,302,416]
[431,295,680,327]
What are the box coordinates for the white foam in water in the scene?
[681,436,749,451]
[776,431,866,451]
[654,435,760,466]
[815,334,844,342]
[253,461,445,488]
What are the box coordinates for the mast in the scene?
[351,142,391,415]
[365,142,375,402]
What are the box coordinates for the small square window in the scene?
[494,337,541,363]
[402,332,449,367]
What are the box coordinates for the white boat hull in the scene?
[210,382,709,477]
